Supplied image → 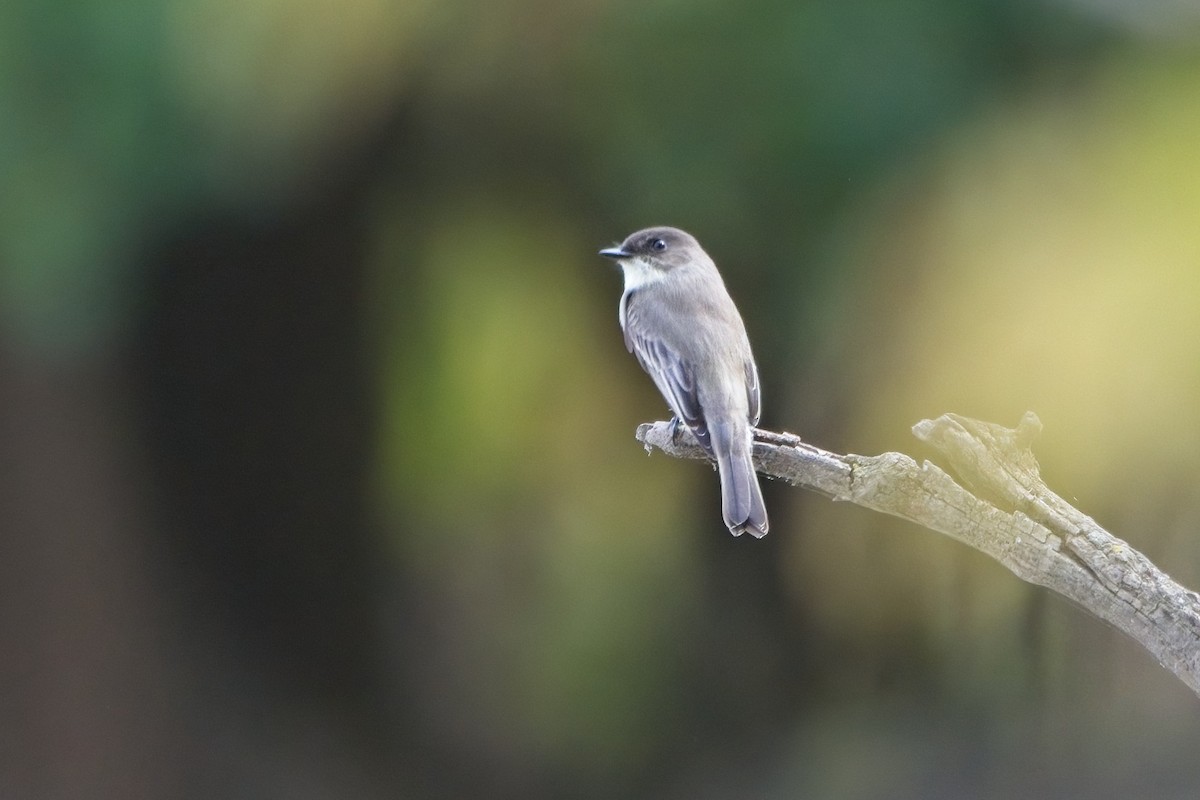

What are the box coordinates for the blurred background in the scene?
[4,0,1200,797]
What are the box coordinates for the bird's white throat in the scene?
[620,256,667,292]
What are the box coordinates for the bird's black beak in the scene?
[599,246,630,259]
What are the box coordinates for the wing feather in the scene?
[622,291,711,454]
[745,359,761,426]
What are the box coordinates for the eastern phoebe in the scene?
[599,226,769,537]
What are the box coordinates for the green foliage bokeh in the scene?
[6,0,1200,794]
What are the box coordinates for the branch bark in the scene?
[636,411,1200,697]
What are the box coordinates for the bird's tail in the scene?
[710,417,768,537]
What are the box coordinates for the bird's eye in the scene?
[651,238,667,251]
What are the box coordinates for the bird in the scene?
[599,226,768,537]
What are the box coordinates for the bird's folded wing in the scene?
[745,359,761,427]
[625,329,711,455]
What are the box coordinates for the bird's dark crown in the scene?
[601,226,702,268]
[621,226,696,255]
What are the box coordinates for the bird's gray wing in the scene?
[624,322,711,455]
[745,359,761,426]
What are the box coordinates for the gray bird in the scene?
[599,226,768,537]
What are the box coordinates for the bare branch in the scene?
[636,412,1200,697]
